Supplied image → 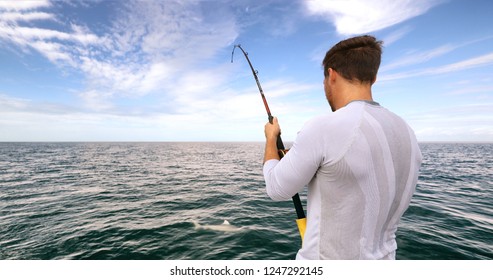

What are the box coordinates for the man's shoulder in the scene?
[302,113,334,131]
[313,106,365,126]
[299,111,362,144]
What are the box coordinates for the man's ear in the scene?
[328,68,337,83]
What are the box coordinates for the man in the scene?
[263,35,422,260]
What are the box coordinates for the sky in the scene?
[0,0,492,142]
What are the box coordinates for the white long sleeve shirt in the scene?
[263,100,422,259]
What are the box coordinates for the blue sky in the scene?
[0,0,492,142]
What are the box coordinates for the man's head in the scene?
[322,35,383,111]
[322,35,383,84]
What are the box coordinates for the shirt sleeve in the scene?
[263,119,324,201]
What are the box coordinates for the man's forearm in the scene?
[263,136,280,164]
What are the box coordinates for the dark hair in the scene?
[322,35,383,84]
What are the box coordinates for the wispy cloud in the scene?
[0,2,103,67]
[0,0,239,111]
[407,103,493,141]
[382,36,493,73]
[0,0,51,11]
[0,93,79,116]
[379,52,493,82]
[424,52,493,75]
[381,44,458,72]
[304,0,444,35]
[111,1,237,60]
[1,11,53,22]
[446,85,493,96]
[381,26,413,46]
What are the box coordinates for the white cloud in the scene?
[447,85,493,96]
[260,80,318,99]
[78,90,115,112]
[426,52,493,75]
[30,40,74,64]
[110,0,237,60]
[4,25,100,46]
[1,11,53,22]
[304,0,443,35]
[0,0,51,11]
[0,94,30,111]
[408,103,493,142]
[379,52,493,82]
[380,36,493,81]
[0,0,239,112]
[0,6,103,66]
[381,26,413,46]
[381,44,457,72]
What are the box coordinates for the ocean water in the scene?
[0,142,491,260]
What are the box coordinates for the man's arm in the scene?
[263,117,322,201]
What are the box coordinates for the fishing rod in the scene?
[231,44,306,240]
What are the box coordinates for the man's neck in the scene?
[333,81,373,111]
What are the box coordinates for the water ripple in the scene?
[1,142,491,259]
